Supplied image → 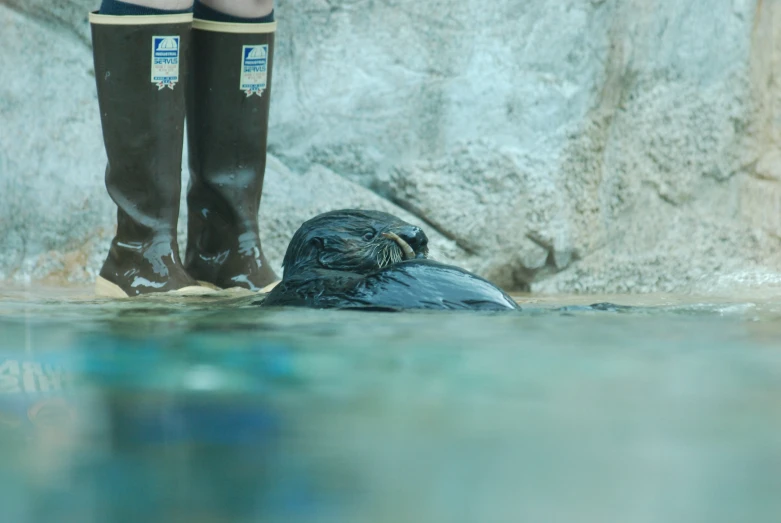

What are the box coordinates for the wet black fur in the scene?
[280,210,427,277]
[262,209,520,311]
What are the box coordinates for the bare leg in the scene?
[119,0,194,9]
[198,0,273,18]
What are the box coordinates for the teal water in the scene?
[0,287,780,522]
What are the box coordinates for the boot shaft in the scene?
[91,12,192,241]
[187,19,276,231]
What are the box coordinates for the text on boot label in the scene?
[151,36,180,90]
[241,45,268,97]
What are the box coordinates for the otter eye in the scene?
[363,232,375,241]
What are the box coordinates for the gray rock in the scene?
[2,0,781,294]
[3,0,92,44]
[269,0,781,293]
[0,3,107,284]
[376,141,572,289]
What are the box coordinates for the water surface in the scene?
[0,286,780,523]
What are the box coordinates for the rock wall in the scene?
[2,0,781,293]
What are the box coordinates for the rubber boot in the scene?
[90,12,211,298]
[184,17,279,293]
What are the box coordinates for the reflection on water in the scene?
[0,286,780,522]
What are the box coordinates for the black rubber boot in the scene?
[90,12,210,298]
[184,18,279,292]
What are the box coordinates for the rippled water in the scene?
[0,286,780,522]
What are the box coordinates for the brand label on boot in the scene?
[151,36,180,90]
[240,45,268,97]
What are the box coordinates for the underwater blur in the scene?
[1,286,781,522]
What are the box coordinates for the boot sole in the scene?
[95,276,220,298]
[196,280,281,294]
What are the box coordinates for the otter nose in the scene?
[397,226,428,253]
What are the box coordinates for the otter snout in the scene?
[395,226,428,257]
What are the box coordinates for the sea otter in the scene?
[261,210,520,311]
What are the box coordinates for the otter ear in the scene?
[318,238,350,269]
[318,251,343,269]
[305,238,323,264]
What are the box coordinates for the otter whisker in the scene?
[374,244,387,269]
[389,247,402,265]
[373,240,405,269]
[368,244,380,265]
[382,232,415,260]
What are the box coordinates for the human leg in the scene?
[99,0,193,15]
[198,0,273,19]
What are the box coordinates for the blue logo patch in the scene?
[151,36,180,90]
[240,45,269,97]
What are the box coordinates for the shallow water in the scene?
[0,286,780,522]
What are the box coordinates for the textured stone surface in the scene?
[2,0,781,293]
[0,3,107,284]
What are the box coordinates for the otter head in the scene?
[282,209,429,278]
